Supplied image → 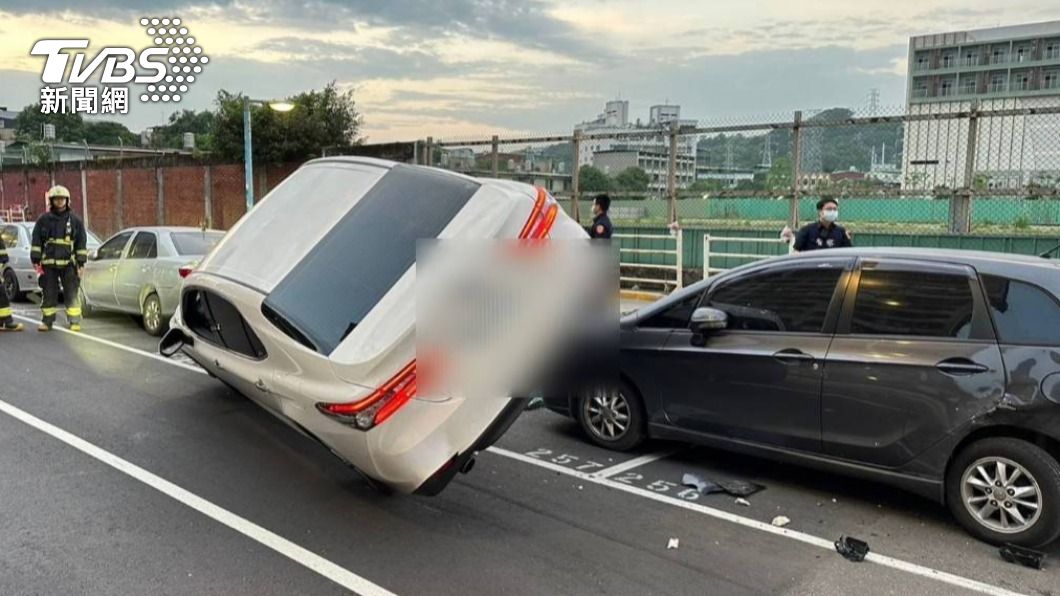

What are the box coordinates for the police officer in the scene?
[587,193,613,239]
[0,233,25,332]
[792,198,853,252]
[31,185,88,332]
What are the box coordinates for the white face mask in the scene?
[822,209,838,223]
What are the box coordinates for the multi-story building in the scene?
[904,20,1060,190]
[576,100,697,168]
[592,149,696,193]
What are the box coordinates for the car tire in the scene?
[2,267,23,303]
[141,293,167,337]
[576,380,646,451]
[946,437,1060,547]
[77,287,93,317]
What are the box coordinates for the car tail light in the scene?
[178,265,194,279]
[316,361,417,430]
[518,187,559,240]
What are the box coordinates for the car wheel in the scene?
[2,268,23,303]
[141,293,167,337]
[77,287,93,317]
[946,437,1060,547]
[576,381,646,451]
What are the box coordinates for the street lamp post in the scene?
[242,97,295,211]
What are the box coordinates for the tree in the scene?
[613,167,650,192]
[83,121,139,146]
[15,103,84,142]
[210,81,362,163]
[688,179,726,194]
[149,109,215,150]
[578,165,612,193]
[765,156,793,191]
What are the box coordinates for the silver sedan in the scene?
[82,227,225,336]
[2,221,102,302]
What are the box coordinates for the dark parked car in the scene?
[546,248,1060,547]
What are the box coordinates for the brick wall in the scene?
[0,162,308,238]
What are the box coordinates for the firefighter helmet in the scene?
[47,185,71,200]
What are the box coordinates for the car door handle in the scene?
[254,379,269,392]
[935,358,989,375]
[773,349,815,363]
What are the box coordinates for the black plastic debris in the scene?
[834,536,870,562]
[681,473,764,497]
[717,479,765,497]
[999,544,1045,570]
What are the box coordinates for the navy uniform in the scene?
[0,234,24,331]
[31,185,88,332]
[793,221,851,252]
[588,212,613,239]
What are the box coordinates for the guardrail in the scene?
[616,231,683,296]
[703,234,793,278]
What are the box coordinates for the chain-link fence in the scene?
[420,104,1060,241]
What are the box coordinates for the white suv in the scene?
[161,157,587,494]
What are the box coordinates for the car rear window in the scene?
[851,269,974,338]
[982,275,1060,346]
[172,231,225,256]
[263,164,480,354]
[182,289,267,359]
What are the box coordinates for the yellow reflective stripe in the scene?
[45,239,74,246]
[31,246,41,253]
[0,307,12,317]
[76,250,88,255]
[41,307,58,316]
[66,307,82,317]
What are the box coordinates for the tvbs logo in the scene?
[31,17,208,113]
[32,39,169,84]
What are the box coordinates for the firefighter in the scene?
[31,185,88,332]
[0,233,25,332]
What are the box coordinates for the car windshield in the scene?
[263,164,480,354]
[171,231,225,256]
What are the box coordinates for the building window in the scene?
[960,77,977,94]
[990,74,1007,93]
[915,54,930,70]
[1047,42,1060,59]
[1014,73,1032,91]
[1045,71,1059,89]
[913,83,930,98]
[992,48,1007,64]
[939,79,955,96]
[1015,47,1030,63]
[942,53,956,68]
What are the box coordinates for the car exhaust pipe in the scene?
[159,327,192,357]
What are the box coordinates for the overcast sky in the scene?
[1,1,1057,142]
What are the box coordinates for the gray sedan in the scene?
[82,227,225,336]
[2,221,102,302]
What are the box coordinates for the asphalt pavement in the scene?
[1,302,1058,595]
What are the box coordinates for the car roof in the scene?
[116,226,224,234]
[302,156,537,199]
[761,247,1059,270]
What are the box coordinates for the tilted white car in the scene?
[161,157,587,494]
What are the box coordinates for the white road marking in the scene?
[12,318,1033,596]
[13,314,206,375]
[486,447,1029,596]
[592,448,682,479]
[0,397,397,596]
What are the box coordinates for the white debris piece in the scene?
[667,538,680,550]
[771,515,791,527]
[735,498,751,507]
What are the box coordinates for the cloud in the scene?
[0,0,614,62]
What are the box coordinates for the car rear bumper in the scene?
[166,305,522,495]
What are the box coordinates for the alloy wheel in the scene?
[961,456,1043,534]
[583,387,631,441]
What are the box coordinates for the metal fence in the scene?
[418,103,1060,239]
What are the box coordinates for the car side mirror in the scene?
[690,307,728,334]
